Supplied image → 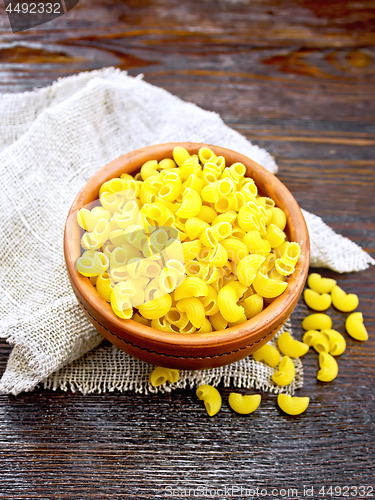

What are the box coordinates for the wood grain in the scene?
[0,0,374,498]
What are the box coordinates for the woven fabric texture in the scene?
[0,68,373,396]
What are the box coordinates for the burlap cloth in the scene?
[0,68,373,396]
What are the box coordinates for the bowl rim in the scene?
[64,142,309,350]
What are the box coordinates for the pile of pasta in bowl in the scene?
[75,146,301,334]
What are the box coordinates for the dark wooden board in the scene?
[0,0,374,498]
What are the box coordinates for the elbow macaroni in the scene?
[196,384,222,416]
[75,146,301,332]
[228,393,261,414]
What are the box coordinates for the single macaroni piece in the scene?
[76,252,109,277]
[277,394,309,416]
[345,312,368,341]
[277,331,309,358]
[268,207,286,230]
[218,285,245,322]
[265,224,286,248]
[242,294,264,320]
[176,188,202,218]
[150,366,180,387]
[196,385,222,416]
[302,313,332,331]
[174,277,208,301]
[210,311,228,331]
[228,393,261,414]
[253,269,288,298]
[221,238,248,263]
[173,146,191,167]
[303,330,330,353]
[321,329,346,356]
[77,206,110,231]
[96,273,113,302]
[272,356,295,386]
[138,294,172,319]
[303,289,332,311]
[331,285,359,312]
[76,146,301,332]
[176,297,206,329]
[317,352,338,382]
[141,160,159,180]
[185,217,209,239]
[252,343,280,368]
[237,254,266,287]
[244,230,271,256]
[198,147,218,165]
[307,273,336,294]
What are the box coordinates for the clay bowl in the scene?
[64,142,309,370]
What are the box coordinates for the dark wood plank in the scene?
[0,0,374,498]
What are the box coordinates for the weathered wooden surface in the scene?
[0,0,374,498]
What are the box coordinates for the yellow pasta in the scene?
[205,244,229,268]
[197,318,213,333]
[303,289,332,311]
[221,238,248,263]
[242,293,264,319]
[150,366,180,387]
[264,224,286,248]
[244,230,271,257]
[317,352,338,382]
[197,205,217,223]
[212,211,237,226]
[174,277,208,301]
[210,221,232,242]
[176,297,206,328]
[302,330,330,353]
[217,285,245,322]
[77,206,110,232]
[237,254,266,287]
[196,385,222,416]
[214,193,238,213]
[277,331,309,358]
[200,285,219,316]
[181,240,202,260]
[111,281,136,319]
[175,188,202,218]
[76,145,301,332]
[268,207,287,230]
[76,252,109,277]
[252,343,280,367]
[281,242,301,267]
[138,294,172,319]
[96,273,114,302]
[184,217,209,239]
[321,329,346,356]
[198,147,217,165]
[272,356,295,386]
[141,160,159,180]
[210,311,228,331]
[302,313,332,331]
[228,393,261,414]
[132,311,151,326]
[253,269,288,298]
[201,179,234,203]
[277,394,309,416]
[274,258,295,277]
[173,146,191,167]
[345,312,368,341]
[331,285,359,312]
[307,273,337,294]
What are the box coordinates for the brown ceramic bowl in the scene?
[64,142,309,370]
